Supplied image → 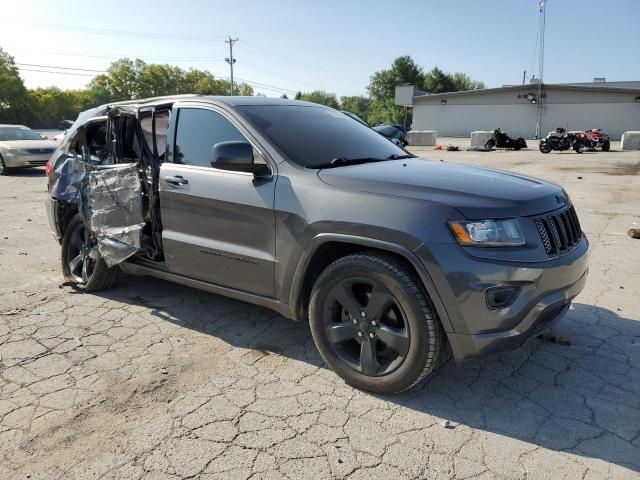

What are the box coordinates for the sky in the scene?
[2,0,639,97]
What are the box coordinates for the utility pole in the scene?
[535,0,546,139]
[522,70,527,85]
[225,37,238,95]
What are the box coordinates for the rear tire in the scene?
[602,141,610,152]
[61,214,119,292]
[484,139,495,149]
[309,252,447,394]
[573,142,585,153]
[0,155,8,176]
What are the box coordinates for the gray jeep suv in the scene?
[46,96,588,394]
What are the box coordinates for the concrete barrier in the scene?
[470,131,494,147]
[621,131,640,150]
[408,130,437,146]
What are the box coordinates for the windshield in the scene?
[237,105,407,167]
[0,127,44,142]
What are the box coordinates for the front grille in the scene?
[26,148,54,155]
[535,205,582,257]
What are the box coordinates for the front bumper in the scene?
[2,152,51,168]
[416,238,589,361]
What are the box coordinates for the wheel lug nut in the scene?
[369,333,375,338]
[357,332,363,337]
[361,312,366,317]
[352,318,357,324]
[371,321,377,326]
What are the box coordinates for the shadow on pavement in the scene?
[94,275,640,472]
[3,167,47,177]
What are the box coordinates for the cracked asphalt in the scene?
[1,144,639,479]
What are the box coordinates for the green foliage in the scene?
[423,67,485,93]
[0,47,29,124]
[368,55,425,101]
[295,90,339,109]
[339,96,370,121]
[89,59,253,100]
[0,46,483,130]
[365,56,485,127]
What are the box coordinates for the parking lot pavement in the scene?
[1,146,639,480]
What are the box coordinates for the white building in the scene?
[401,82,640,140]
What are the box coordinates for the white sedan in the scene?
[0,125,57,175]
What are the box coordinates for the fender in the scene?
[288,233,454,332]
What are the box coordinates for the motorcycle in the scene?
[484,128,527,150]
[585,129,611,151]
[539,127,587,154]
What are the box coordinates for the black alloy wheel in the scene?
[322,276,410,377]
[61,214,119,291]
[66,220,97,284]
[309,252,447,394]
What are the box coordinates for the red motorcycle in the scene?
[585,129,611,151]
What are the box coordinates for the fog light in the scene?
[486,286,519,309]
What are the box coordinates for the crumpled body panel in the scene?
[52,158,144,267]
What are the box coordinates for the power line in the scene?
[240,61,325,91]
[16,61,297,94]
[16,63,106,73]
[232,77,297,94]
[17,68,98,77]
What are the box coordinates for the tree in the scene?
[234,82,254,96]
[295,90,339,109]
[0,47,29,124]
[423,67,485,93]
[339,95,370,122]
[280,93,289,99]
[423,67,454,94]
[368,56,424,101]
[451,72,485,91]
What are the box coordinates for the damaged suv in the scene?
[46,96,589,394]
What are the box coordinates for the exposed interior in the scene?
[53,103,173,266]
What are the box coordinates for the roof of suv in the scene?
[104,95,321,109]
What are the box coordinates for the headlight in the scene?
[448,219,525,247]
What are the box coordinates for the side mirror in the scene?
[211,141,255,173]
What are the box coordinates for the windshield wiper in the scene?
[385,153,416,160]
[307,157,388,169]
[307,153,416,169]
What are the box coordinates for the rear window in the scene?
[237,105,405,167]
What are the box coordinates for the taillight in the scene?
[45,158,54,177]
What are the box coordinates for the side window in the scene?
[174,108,247,167]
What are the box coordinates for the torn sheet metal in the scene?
[52,157,144,268]
[83,164,145,267]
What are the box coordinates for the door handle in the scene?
[162,175,189,185]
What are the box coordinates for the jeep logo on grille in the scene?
[555,195,567,205]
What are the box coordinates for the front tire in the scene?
[61,214,119,292]
[539,141,551,154]
[602,140,610,152]
[0,155,8,176]
[484,139,496,149]
[309,252,447,394]
[573,142,585,153]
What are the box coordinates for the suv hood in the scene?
[317,158,565,218]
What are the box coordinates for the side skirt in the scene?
[119,261,295,319]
